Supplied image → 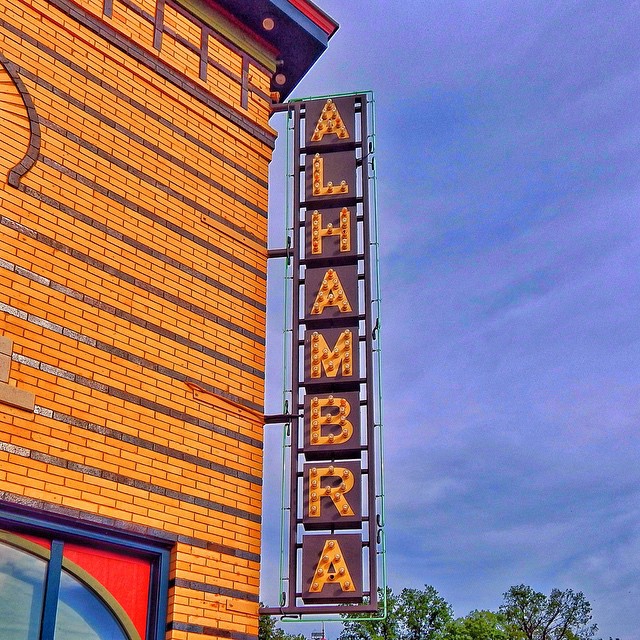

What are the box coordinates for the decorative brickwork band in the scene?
[0,53,41,187]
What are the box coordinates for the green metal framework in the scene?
[268,91,387,622]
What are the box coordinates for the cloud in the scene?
[262,2,640,637]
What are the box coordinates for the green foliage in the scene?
[339,585,604,640]
[499,585,598,640]
[339,586,451,640]
[258,611,305,640]
[258,611,278,640]
[443,610,509,640]
[339,587,402,640]
[399,585,453,640]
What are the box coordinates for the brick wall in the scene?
[0,0,276,637]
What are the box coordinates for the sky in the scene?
[260,2,640,638]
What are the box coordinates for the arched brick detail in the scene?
[0,53,41,187]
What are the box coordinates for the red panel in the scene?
[18,533,51,551]
[64,543,151,639]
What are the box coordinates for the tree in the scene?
[258,611,305,640]
[499,585,597,640]
[443,610,509,640]
[339,587,402,640]
[399,585,453,640]
[258,612,277,640]
[340,586,452,640]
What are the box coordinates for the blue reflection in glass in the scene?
[0,540,47,640]
[54,569,129,640]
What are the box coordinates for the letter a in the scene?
[310,268,353,315]
[311,99,350,142]
[309,539,356,593]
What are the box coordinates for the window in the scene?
[0,536,47,640]
[0,512,169,640]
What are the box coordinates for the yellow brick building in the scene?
[0,1,336,638]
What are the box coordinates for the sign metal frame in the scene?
[264,92,384,617]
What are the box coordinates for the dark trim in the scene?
[0,214,266,348]
[36,114,268,223]
[0,442,262,524]
[0,494,260,562]
[150,545,171,640]
[153,0,166,49]
[0,54,41,187]
[267,247,290,260]
[1,291,263,409]
[240,54,249,110]
[163,23,200,55]
[0,235,265,348]
[170,578,258,603]
[118,0,155,25]
[8,352,263,450]
[206,46,241,85]
[41,0,276,148]
[20,62,268,201]
[40,142,267,245]
[260,602,376,616]
[199,27,208,81]
[211,0,338,100]
[263,413,299,424]
[0,494,175,547]
[35,147,265,275]
[120,0,268,109]
[168,621,256,640]
[283,0,338,36]
[205,541,259,563]
[40,540,63,640]
[172,0,276,69]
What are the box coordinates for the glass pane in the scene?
[54,569,129,640]
[0,540,47,640]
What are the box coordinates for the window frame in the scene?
[0,507,170,640]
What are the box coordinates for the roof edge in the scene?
[205,0,339,100]
[285,0,338,37]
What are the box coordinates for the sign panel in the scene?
[304,96,356,149]
[302,391,361,459]
[304,266,359,325]
[302,461,362,528]
[301,534,364,604]
[304,207,357,264]
[305,151,356,203]
[275,94,382,615]
[304,326,360,387]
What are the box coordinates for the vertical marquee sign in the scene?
[274,93,384,616]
